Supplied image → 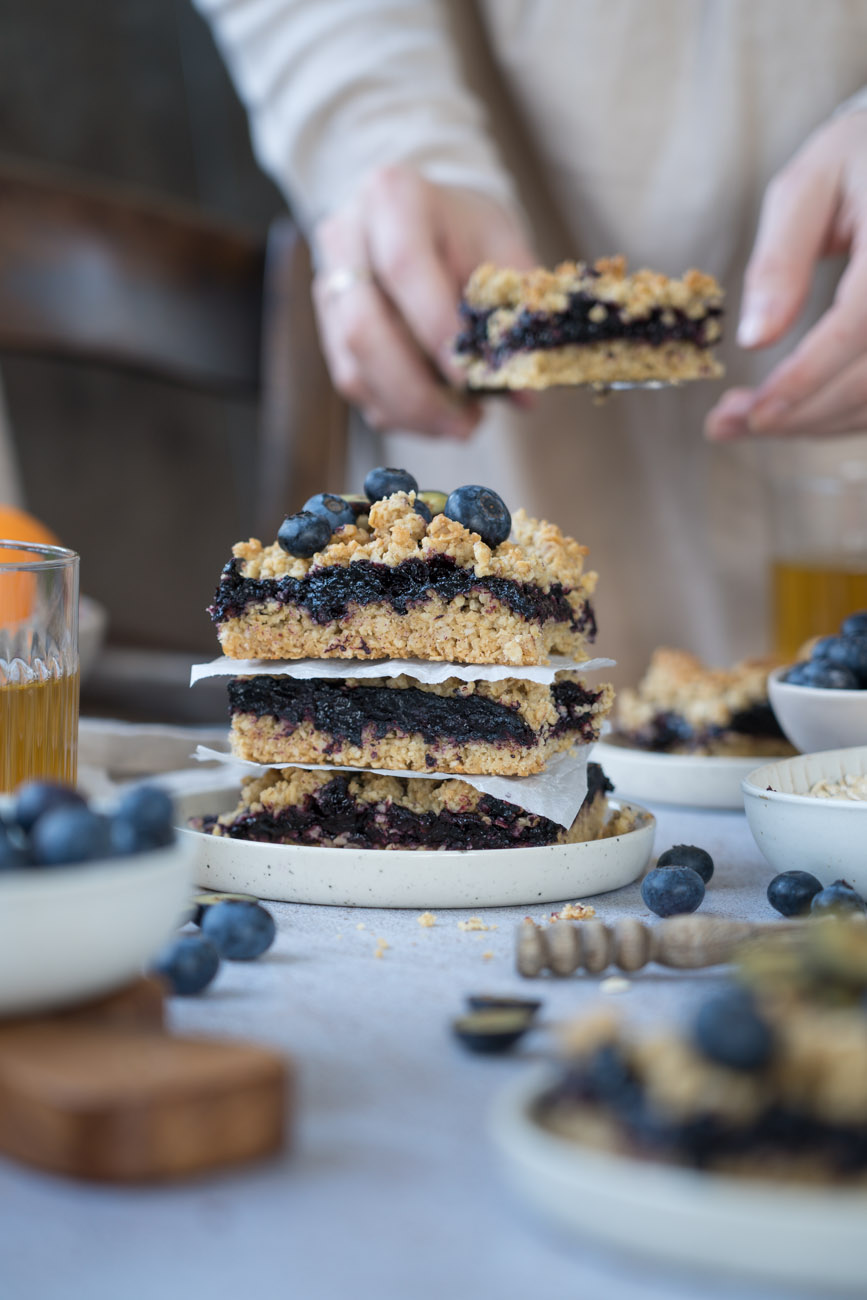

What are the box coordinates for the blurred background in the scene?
[0,0,324,721]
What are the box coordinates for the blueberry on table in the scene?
[443,485,511,549]
[641,866,705,917]
[841,610,867,638]
[810,880,867,917]
[200,899,276,960]
[693,988,774,1071]
[363,466,419,502]
[656,844,714,884]
[277,511,333,558]
[466,994,542,1018]
[417,490,447,516]
[784,660,859,689]
[13,781,86,833]
[452,1008,532,1054]
[151,933,220,996]
[31,806,113,866]
[0,824,31,869]
[303,492,357,530]
[192,890,259,927]
[766,870,823,917]
[111,784,175,854]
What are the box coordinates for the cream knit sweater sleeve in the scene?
[193,0,516,230]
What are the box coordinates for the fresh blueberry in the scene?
[784,659,859,689]
[277,511,333,558]
[363,467,418,502]
[200,900,276,960]
[766,869,823,917]
[810,880,867,917]
[31,806,113,866]
[303,492,356,530]
[13,782,86,833]
[693,988,774,1071]
[191,890,259,926]
[111,785,175,855]
[0,823,31,869]
[841,610,867,638]
[640,866,705,917]
[452,1008,532,1054]
[656,844,714,884]
[466,994,542,1018]
[151,933,220,995]
[417,490,447,516]
[443,485,511,548]
[413,498,432,524]
[811,634,867,680]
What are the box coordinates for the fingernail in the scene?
[737,301,772,348]
[748,397,790,430]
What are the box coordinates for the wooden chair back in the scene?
[0,162,347,538]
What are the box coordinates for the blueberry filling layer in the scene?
[455,293,722,368]
[540,1050,867,1175]
[204,763,612,851]
[615,703,786,752]
[229,676,604,752]
[209,552,595,634]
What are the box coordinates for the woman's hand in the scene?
[706,111,867,441]
[312,166,536,439]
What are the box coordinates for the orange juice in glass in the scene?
[768,465,867,661]
[0,541,79,792]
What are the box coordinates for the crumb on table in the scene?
[458,917,497,932]
[549,902,596,922]
[417,912,437,927]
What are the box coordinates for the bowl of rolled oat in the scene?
[742,746,867,892]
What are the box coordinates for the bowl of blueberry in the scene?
[0,781,194,1015]
[768,610,867,753]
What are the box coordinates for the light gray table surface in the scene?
[2,800,834,1300]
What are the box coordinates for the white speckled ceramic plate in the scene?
[175,783,655,909]
[594,738,794,810]
[491,1067,867,1290]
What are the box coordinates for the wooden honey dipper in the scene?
[516,915,801,978]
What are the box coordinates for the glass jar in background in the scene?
[0,541,79,792]
[767,461,867,660]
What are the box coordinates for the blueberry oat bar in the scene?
[455,257,723,390]
[228,672,614,776]
[195,761,626,852]
[612,648,796,757]
[538,924,867,1183]
[210,489,597,666]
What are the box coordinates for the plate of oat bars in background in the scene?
[595,648,798,809]
[182,469,655,906]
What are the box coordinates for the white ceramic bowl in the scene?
[742,746,867,892]
[768,665,867,753]
[593,739,778,810]
[177,782,655,908]
[491,1067,867,1289]
[0,837,194,1016]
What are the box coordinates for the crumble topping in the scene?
[463,257,723,321]
[617,648,781,733]
[808,774,867,801]
[230,492,594,600]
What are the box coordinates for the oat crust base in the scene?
[464,340,723,391]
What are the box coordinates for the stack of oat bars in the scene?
[195,470,623,851]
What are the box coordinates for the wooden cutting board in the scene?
[0,980,291,1182]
